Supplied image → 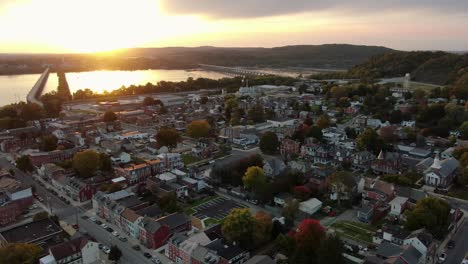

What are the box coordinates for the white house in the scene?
[403,229,434,264]
[389,196,408,218]
[424,155,459,187]
[40,237,99,264]
[111,152,131,164]
[115,131,148,140]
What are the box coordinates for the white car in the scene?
[112,231,119,237]
[438,252,447,263]
[103,246,111,254]
[101,224,108,229]
[90,217,97,222]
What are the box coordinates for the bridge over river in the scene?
[26,67,50,107]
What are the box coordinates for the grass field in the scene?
[331,220,376,244]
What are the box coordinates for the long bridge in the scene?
[26,67,50,107]
[199,64,269,77]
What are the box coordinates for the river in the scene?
[0,69,229,106]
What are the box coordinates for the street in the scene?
[444,220,468,264]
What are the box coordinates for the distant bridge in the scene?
[26,67,50,107]
[199,64,269,77]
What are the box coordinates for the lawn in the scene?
[203,217,221,227]
[181,154,202,165]
[447,186,468,201]
[331,221,376,244]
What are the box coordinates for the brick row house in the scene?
[28,147,85,167]
[0,170,33,226]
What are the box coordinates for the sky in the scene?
[0,0,467,53]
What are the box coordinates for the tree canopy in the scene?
[103,111,118,122]
[316,114,331,129]
[0,243,42,264]
[222,208,256,248]
[242,166,266,192]
[16,155,33,172]
[156,127,181,148]
[259,131,280,154]
[108,245,122,261]
[72,150,101,178]
[404,197,451,239]
[356,128,384,154]
[187,120,211,138]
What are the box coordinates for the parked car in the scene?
[132,245,141,251]
[98,244,104,250]
[151,257,161,264]
[95,220,102,225]
[438,252,447,263]
[106,227,113,232]
[101,223,108,229]
[103,246,111,254]
[72,224,79,230]
[119,236,127,242]
[447,240,455,249]
[143,253,152,259]
[81,215,89,220]
[112,231,119,237]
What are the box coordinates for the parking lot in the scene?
[192,197,247,220]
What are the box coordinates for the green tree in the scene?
[72,150,101,178]
[108,245,122,262]
[103,111,118,122]
[459,121,468,140]
[282,199,299,224]
[20,103,45,121]
[330,171,354,206]
[460,168,468,186]
[275,234,296,257]
[16,155,33,172]
[40,135,58,152]
[200,96,209,104]
[222,208,255,248]
[305,126,323,141]
[316,114,331,129]
[187,120,211,138]
[32,211,49,221]
[156,127,180,148]
[316,235,345,264]
[143,96,156,106]
[158,193,180,213]
[356,128,384,153]
[242,166,266,192]
[259,131,279,154]
[99,153,112,171]
[248,104,265,123]
[0,243,42,264]
[405,197,451,239]
[40,92,63,117]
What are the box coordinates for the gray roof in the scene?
[400,245,422,264]
[158,213,189,229]
[376,242,403,258]
[438,157,460,178]
[141,217,161,233]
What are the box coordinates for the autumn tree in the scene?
[356,128,384,154]
[379,126,397,143]
[330,171,355,206]
[292,219,326,263]
[187,120,211,138]
[316,114,331,129]
[103,111,118,122]
[293,185,311,201]
[20,103,45,121]
[108,183,123,193]
[259,131,279,154]
[156,127,181,148]
[143,96,156,106]
[222,208,256,248]
[39,135,58,152]
[460,121,468,140]
[254,211,273,246]
[242,166,266,192]
[282,199,299,224]
[0,243,42,264]
[72,150,101,178]
[16,155,33,172]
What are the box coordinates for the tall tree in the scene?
[16,155,33,172]
[187,120,211,138]
[405,197,451,239]
[143,96,156,106]
[108,245,122,262]
[292,219,326,263]
[316,235,345,264]
[254,211,273,246]
[248,104,265,123]
[72,150,101,178]
[460,121,468,140]
[316,114,331,129]
[40,135,58,152]
[330,171,355,206]
[242,166,266,192]
[103,111,118,122]
[282,199,299,224]
[0,243,42,264]
[356,128,384,153]
[222,208,255,248]
[259,131,280,154]
[156,127,181,148]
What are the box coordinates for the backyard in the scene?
[331,220,377,244]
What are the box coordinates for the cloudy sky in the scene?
[0,0,467,53]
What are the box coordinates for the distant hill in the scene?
[117,44,393,69]
[345,51,468,85]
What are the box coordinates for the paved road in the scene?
[77,217,156,264]
[444,220,468,264]
[0,158,79,218]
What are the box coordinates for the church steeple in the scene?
[431,153,442,170]
[377,150,384,160]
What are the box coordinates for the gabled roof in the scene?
[49,237,89,261]
[157,213,189,229]
[121,208,141,223]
